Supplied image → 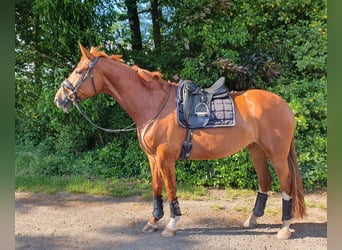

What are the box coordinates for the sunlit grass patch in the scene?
[66,177,110,196]
[212,203,225,210]
[233,206,248,214]
[176,183,207,200]
[305,200,327,210]
[109,178,150,197]
[15,175,151,197]
[266,207,281,217]
[16,175,68,194]
[226,189,255,200]
[317,202,327,210]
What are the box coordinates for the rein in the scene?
[73,84,172,133]
[62,56,172,133]
[73,101,137,132]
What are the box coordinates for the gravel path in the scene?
[15,190,327,250]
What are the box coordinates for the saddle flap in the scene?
[184,81,200,93]
[176,77,235,129]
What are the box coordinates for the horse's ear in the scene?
[78,43,94,60]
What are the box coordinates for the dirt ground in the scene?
[15,190,327,250]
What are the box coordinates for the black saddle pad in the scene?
[176,80,236,129]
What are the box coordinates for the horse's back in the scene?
[231,89,295,124]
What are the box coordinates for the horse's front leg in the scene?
[143,155,164,233]
[154,149,181,237]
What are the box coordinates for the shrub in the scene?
[270,78,327,190]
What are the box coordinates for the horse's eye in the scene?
[75,70,83,74]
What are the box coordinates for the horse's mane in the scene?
[89,47,117,60]
[89,46,162,82]
[131,65,162,82]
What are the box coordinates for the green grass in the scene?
[16,175,327,211]
[305,200,327,210]
[14,175,256,201]
[226,189,255,200]
[15,175,150,197]
[108,178,151,197]
[265,207,282,217]
[16,176,69,194]
[15,175,212,200]
[65,177,111,195]
[176,183,207,200]
[212,203,225,210]
[233,206,248,213]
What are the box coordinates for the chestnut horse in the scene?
[54,44,306,239]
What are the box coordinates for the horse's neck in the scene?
[101,59,168,126]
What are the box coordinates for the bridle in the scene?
[61,56,172,133]
[62,57,99,102]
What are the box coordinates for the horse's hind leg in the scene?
[270,157,293,240]
[244,143,272,228]
[143,155,164,233]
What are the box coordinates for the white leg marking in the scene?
[282,192,291,201]
[166,216,180,231]
[161,216,180,237]
[258,185,268,194]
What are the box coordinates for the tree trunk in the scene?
[150,0,162,49]
[125,0,143,51]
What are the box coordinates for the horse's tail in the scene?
[288,137,306,218]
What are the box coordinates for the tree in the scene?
[125,0,143,50]
[15,0,122,146]
[150,0,162,49]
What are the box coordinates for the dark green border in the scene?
[327,1,341,249]
[0,1,14,249]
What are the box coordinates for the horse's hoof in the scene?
[161,227,177,237]
[142,222,158,233]
[276,227,292,240]
[243,213,258,228]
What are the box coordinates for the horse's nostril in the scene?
[55,96,72,112]
[55,96,67,107]
[55,96,62,106]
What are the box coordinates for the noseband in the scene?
[62,57,99,101]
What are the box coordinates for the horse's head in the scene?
[54,44,100,112]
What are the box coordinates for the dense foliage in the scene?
[15,0,327,191]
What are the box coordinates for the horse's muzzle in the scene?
[54,94,73,113]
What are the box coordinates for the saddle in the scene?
[176,77,236,129]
